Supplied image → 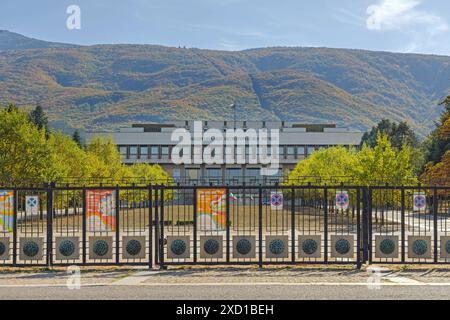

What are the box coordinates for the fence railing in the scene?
[0,184,449,268]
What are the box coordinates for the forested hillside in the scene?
[0,30,449,136]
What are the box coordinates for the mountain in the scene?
[0,30,76,50]
[0,31,449,137]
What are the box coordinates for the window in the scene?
[119,146,127,158]
[173,168,181,181]
[161,146,169,157]
[226,168,242,183]
[307,146,315,155]
[297,146,305,156]
[150,146,159,158]
[140,146,148,159]
[245,168,261,183]
[287,146,296,156]
[129,146,138,159]
[185,168,199,180]
[206,168,221,179]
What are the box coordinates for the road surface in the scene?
[1,266,450,300]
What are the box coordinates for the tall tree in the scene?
[28,105,49,136]
[361,119,419,150]
[423,96,450,165]
[72,130,83,148]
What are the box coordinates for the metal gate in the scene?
[157,185,363,268]
[0,184,449,268]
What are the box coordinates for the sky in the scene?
[1,0,450,55]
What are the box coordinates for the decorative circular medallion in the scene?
[171,239,187,256]
[269,239,285,255]
[379,239,396,255]
[236,239,252,255]
[23,241,39,258]
[412,239,428,256]
[335,239,351,255]
[126,239,142,256]
[92,240,109,257]
[203,239,220,255]
[302,239,318,255]
[59,240,76,257]
[0,242,6,256]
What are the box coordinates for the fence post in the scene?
[12,189,18,266]
[368,187,373,264]
[154,187,159,266]
[291,186,295,263]
[401,187,405,263]
[148,186,153,269]
[356,188,361,269]
[258,185,263,268]
[433,187,438,263]
[364,187,371,264]
[82,188,87,264]
[226,186,230,263]
[115,185,120,264]
[193,186,198,263]
[159,186,165,269]
[46,182,54,267]
[323,186,328,263]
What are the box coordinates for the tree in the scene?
[287,133,417,186]
[421,97,450,184]
[423,96,450,166]
[47,132,92,182]
[5,103,18,113]
[361,119,419,150]
[0,104,172,187]
[0,106,52,185]
[356,133,416,185]
[85,135,125,183]
[72,130,83,148]
[28,105,49,135]
[286,146,358,185]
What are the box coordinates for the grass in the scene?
[12,205,400,233]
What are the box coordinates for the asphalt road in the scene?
[1,283,450,300]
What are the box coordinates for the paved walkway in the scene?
[1,266,450,299]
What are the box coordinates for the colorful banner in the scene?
[0,190,14,232]
[86,190,116,232]
[197,189,226,231]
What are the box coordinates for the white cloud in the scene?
[366,0,448,34]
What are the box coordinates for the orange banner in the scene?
[196,189,226,231]
[86,190,116,231]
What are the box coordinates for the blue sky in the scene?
[1,0,450,55]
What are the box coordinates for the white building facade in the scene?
[88,121,363,184]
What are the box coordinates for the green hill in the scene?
[0,31,449,137]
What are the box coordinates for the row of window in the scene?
[118,145,354,160]
[176,167,283,181]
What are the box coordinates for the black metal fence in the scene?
[0,184,449,268]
